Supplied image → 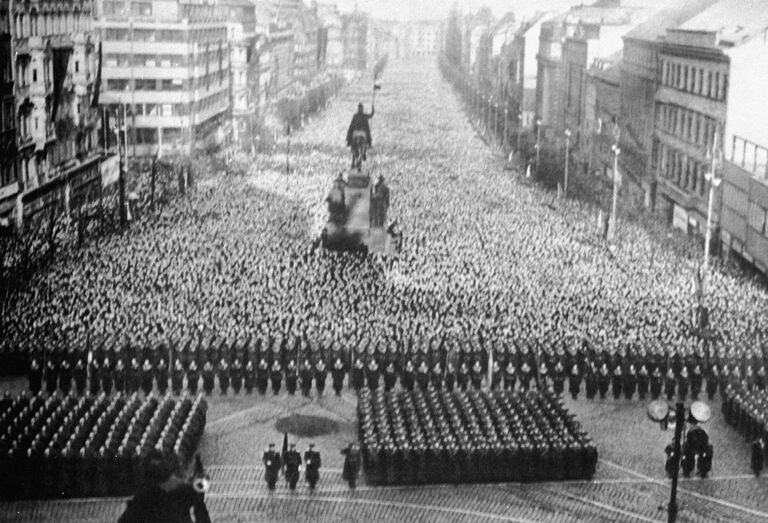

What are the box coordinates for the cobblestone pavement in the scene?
[3,387,768,522]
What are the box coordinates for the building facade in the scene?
[0,2,16,217]
[7,0,101,224]
[221,0,256,148]
[341,11,366,71]
[619,0,720,208]
[97,0,230,157]
[653,30,730,233]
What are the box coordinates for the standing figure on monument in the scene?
[370,175,390,228]
[327,174,347,225]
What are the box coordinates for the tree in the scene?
[445,5,462,67]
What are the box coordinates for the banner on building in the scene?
[100,154,120,188]
[672,204,688,231]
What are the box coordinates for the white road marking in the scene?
[208,493,535,522]
[600,458,768,519]
[553,489,663,523]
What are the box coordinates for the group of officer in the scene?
[28,332,767,407]
[262,442,322,490]
[722,381,768,475]
[357,387,597,485]
[0,391,207,500]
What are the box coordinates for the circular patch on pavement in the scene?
[275,414,339,438]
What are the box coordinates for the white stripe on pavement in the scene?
[600,458,768,520]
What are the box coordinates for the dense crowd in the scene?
[2,60,768,426]
[358,387,597,484]
[0,392,206,499]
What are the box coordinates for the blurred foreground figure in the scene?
[118,449,210,523]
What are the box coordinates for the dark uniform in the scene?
[637,364,649,400]
[304,444,321,489]
[231,359,243,394]
[650,367,663,400]
[300,360,313,396]
[244,360,255,394]
[568,364,581,399]
[270,361,283,395]
[28,358,43,394]
[284,445,302,490]
[202,362,215,395]
[332,358,346,395]
[171,360,184,395]
[218,359,229,395]
[263,445,282,490]
[187,361,200,395]
[342,443,361,488]
[315,361,328,395]
[257,358,269,394]
[286,360,298,395]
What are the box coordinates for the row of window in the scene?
[660,57,728,101]
[12,9,91,39]
[105,53,186,68]
[194,91,227,114]
[104,103,190,117]
[658,144,710,198]
[103,1,153,17]
[657,103,720,152]
[104,28,187,43]
[106,78,186,91]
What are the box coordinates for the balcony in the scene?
[729,135,768,182]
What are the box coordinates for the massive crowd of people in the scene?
[1,59,768,487]
[0,392,206,499]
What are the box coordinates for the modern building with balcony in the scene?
[652,0,768,236]
[96,0,230,157]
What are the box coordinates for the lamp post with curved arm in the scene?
[564,129,572,198]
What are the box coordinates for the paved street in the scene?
[2,386,768,522]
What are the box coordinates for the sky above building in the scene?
[332,0,583,21]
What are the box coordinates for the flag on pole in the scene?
[373,54,388,82]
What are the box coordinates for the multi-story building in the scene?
[342,10,367,71]
[266,22,294,98]
[653,0,768,235]
[96,0,230,157]
[293,4,319,81]
[619,0,719,207]
[400,20,443,58]
[536,0,664,142]
[498,11,554,132]
[8,0,101,225]
[221,0,256,147]
[583,57,623,187]
[317,2,342,70]
[0,2,16,218]
[366,19,396,65]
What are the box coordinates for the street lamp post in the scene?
[503,101,509,149]
[517,112,523,157]
[608,125,622,241]
[703,171,722,294]
[535,119,542,175]
[703,126,722,297]
[564,129,572,198]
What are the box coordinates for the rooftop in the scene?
[623,0,721,42]
[679,0,768,46]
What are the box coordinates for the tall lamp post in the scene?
[516,112,523,157]
[563,129,572,198]
[703,125,722,298]
[703,170,722,298]
[535,119,542,175]
[608,125,621,241]
[648,399,712,523]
